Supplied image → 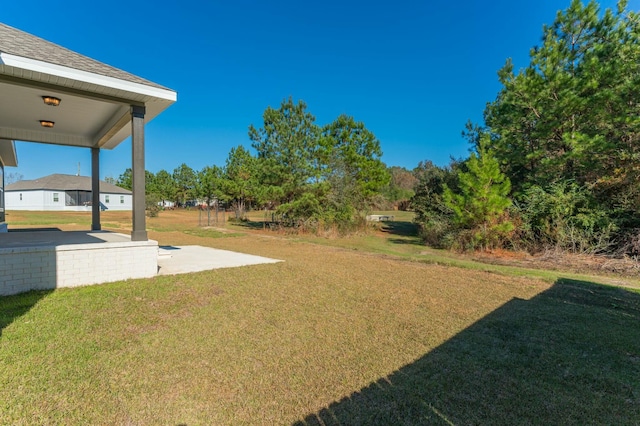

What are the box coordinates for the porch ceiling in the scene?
[0,23,177,150]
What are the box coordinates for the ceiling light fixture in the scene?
[40,120,55,128]
[42,96,61,106]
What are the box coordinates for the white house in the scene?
[6,173,132,211]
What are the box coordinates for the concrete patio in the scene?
[157,245,281,275]
[0,229,282,296]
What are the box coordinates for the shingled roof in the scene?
[6,174,131,194]
[0,22,168,90]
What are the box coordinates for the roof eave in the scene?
[0,138,17,167]
[0,52,177,102]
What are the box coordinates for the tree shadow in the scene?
[386,237,423,246]
[378,221,418,238]
[0,290,52,337]
[234,220,270,231]
[294,279,640,425]
[378,221,424,247]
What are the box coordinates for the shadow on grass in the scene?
[379,221,418,237]
[386,237,423,246]
[234,220,270,231]
[379,221,425,247]
[295,279,640,425]
[0,290,52,337]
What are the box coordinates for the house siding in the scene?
[6,189,132,211]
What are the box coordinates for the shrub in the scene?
[145,193,161,218]
[516,181,617,254]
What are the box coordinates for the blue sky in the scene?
[3,0,638,181]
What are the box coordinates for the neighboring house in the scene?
[6,173,132,211]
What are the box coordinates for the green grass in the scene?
[183,228,244,238]
[2,211,640,423]
[5,212,91,226]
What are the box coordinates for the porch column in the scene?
[91,147,101,231]
[131,105,147,241]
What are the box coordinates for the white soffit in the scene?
[0,139,18,167]
[0,53,177,102]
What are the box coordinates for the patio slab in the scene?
[157,245,282,275]
[0,229,134,248]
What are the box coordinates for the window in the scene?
[65,190,91,206]
[120,195,124,204]
[53,193,59,202]
[20,193,22,201]
[105,195,110,204]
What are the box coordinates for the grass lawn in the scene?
[1,210,640,424]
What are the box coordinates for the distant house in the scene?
[6,174,132,211]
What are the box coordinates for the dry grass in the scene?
[1,210,639,424]
[474,247,640,277]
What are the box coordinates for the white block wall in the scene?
[0,247,57,294]
[0,240,158,296]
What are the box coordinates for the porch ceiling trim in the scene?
[0,53,177,102]
[0,139,17,167]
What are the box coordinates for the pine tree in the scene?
[484,0,640,252]
[443,134,513,249]
[223,145,260,219]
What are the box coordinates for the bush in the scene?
[145,193,161,218]
[227,216,248,223]
[412,161,458,248]
[417,215,455,249]
[516,182,617,254]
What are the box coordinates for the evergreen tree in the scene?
[223,145,260,219]
[248,98,389,230]
[443,135,513,249]
[248,97,320,204]
[486,0,640,197]
[383,166,417,210]
[484,0,640,252]
[320,114,389,217]
[196,165,224,208]
[154,169,176,205]
[117,168,132,190]
[172,163,197,206]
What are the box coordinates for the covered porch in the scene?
[0,23,177,295]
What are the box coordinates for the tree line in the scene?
[413,0,640,256]
[116,97,413,231]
